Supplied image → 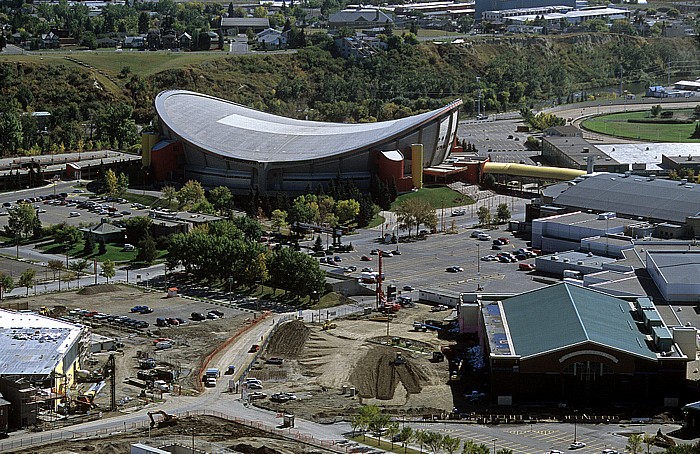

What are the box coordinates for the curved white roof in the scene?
[155,90,462,163]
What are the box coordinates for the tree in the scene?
[336,199,360,225]
[232,216,264,242]
[414,430,428,454]
[0,273,13,300]
[267,247,325,299]
[209,186,233,214]
[642,433,655,454]
[352,414,369,440]
[102,259,116,283]
[69,259,90,281]
[117,172,129,197]
[104,169,119,196]
[477,206,491,228]
[313,236,324,252]
[19,268,36,296]
[124,216,153,245]
[83,235,95,255]
[626,434,643,454]
[137,234,157,264]
[496,203,511,224]
[162,185,177,207]
[177,180,206,209]
[0,111,23,153]
[442,435,462,454]
[424,432,445,454]
[271,209,288,233]
[47,259,65,280]
[386,421,400,450]
[54,223,82,251]
[398,426,414,453]
[395,198,436,237]
[6,203,41,241]
[651,105,662,117]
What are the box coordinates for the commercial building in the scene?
[150,90,462,194]
[475,0,575,20]
[0,310,89,428]
[492,6,630,27]
[541,173,700,238]
[480,283,689,406]
[646,251,700,303]
[328,8,394,29]
[532,211,637,253]
[541,136,627,173]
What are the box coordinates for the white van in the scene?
[123,244,135,251]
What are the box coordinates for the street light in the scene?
[492,439,497,454]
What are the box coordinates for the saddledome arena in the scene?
[145,90,462,194]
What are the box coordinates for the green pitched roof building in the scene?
[481,283,689,406]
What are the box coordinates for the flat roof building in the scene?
[646,251,700,303]
[541,136,627,173]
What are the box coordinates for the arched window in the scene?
[563,361,613,381]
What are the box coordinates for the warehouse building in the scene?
[0,310,89,428]
[149,90,462,195]
[541,173,700,238]
[532,211,638,253]
[646,251,700,303]
[480,283,689,406]
[541,136,627,173]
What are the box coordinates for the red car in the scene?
[519,263,536,271]
[361,256,372,261]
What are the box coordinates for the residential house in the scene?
[328,8,394,29]
[334,35,386,58]
[40,31,60,49]
[256,28,287,49]
[96,37,118,48]
[179,32,192,50]
[123,36,145,49]
[229,34,249,53]
[162,32,178,50]
[207,30,220,49]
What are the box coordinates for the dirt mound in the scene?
[349,345,428,400]
[266,320,310,357]
[78,284,120,295]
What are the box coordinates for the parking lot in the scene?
[317,222,546,297]
[0,190,151,231]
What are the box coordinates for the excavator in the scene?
[148,410,178,428]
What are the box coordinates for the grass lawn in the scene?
[39,240,167,263]
[0,50,231,81]
[582,109,700,142]
[367,214,386,229]
[121,192,175,209]
[350,435,421,454]
[391,187,473,211]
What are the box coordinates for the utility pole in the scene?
[476,76,481,117]
[667,59,671,86]
[619,64,623,97]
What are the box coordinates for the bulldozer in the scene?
[322,321,337,330]
[148,410,178,429]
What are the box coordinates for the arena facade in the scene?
[146,90,462,194]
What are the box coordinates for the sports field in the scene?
[582,109,700,142]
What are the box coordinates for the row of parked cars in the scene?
[69,308,149,329]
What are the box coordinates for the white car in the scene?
[477,233,492,241]
[570,442,586,450]
[69,211,80,217]
[471,230,485,238]
[451,209,466,216]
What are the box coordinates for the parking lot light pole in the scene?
[492,439,497,454]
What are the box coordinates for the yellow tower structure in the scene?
[411,143,424,189]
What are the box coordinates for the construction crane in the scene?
[148,410,178,428]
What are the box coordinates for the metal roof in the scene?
[501,283,657,360]
[553,173,700,224]
[647,251,700,285]
[0,310,83,376]
[155,90,462,164]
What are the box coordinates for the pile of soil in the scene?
[349,345,428,400]
[78,284,120,295]
[266,320,310,357]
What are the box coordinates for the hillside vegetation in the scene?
[1,34,698,141]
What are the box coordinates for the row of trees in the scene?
[167,219,325,299]
[477,204,511,228]
[350,406,500,454]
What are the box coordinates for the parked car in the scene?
[247,382,263,390]
[249,391,267,400]
[69,211,80,217]
[477,233,491,241]
[249,344,260,353]
[209,309,224,318]
[403,285,415,291]
[361,256,372,261]
[191,312,206,321]
[570,442,586,450]
[519,263,536,271]
[131,305,153,314]
[446,266,464,273]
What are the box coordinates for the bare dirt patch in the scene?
[253,304,454,422]
[266,320,310,357]
[77,283,120,295]
[349,345,427,400]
